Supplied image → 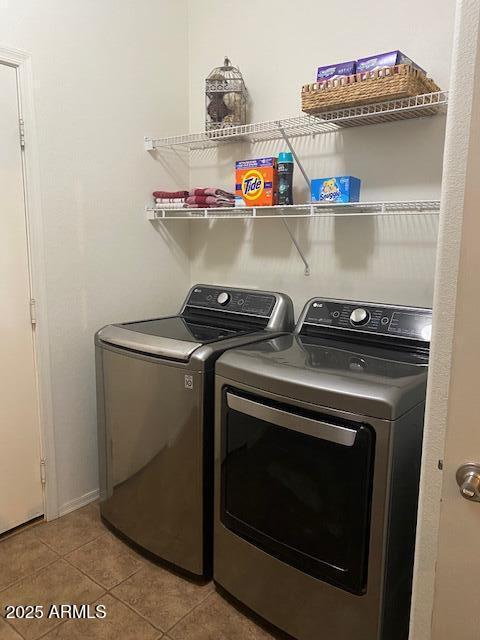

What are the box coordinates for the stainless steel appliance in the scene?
[95,285,293,579]
[214,297,431,640]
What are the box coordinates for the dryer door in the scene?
[221,389,375,594]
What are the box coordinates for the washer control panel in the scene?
[300,298,432,343]
[186,286,276,317]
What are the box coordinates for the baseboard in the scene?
[58,488,99,518]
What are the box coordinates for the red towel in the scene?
[186,203,234,209]
[153,190,189,199]
[189,188,234,199]
[186,195,233,205]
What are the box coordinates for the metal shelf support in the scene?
[278,124,311,191]
[277,124,311,275]
[281,218,311,276]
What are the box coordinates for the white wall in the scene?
[187,0,455,314]
[0,0,190,513]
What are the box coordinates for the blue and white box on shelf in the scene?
[311,176,361,204]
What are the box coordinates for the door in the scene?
[426,3,480,637]
[221,389,375,594]
[0,62,43,533]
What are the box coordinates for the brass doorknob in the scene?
[456,463,480,502]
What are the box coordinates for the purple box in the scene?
[356,51,425,77]
[316,60,356,83]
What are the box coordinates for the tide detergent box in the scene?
[356,51,425,79]
[317,60,356,83]
[235,157,278,207]
[311,176,361,203]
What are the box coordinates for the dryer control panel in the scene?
[185,286,276,318]
[299,298,432,344]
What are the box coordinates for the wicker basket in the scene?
[301,64,440,115]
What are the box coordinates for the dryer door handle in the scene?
[226,393,357,447]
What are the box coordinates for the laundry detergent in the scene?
[235,157,278,206]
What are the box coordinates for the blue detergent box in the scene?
[311,176,361,203]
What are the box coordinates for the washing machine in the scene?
[214,297,431,640]
[95,284,293,579]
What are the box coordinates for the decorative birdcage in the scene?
[205,56,247,131]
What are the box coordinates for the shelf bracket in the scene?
[276,125,311,275]
[277,125,311,191]
[281,218,310,276]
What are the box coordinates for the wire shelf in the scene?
[145,92,448,151]
[146,200,441,221]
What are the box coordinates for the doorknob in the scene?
[456,463,480,501]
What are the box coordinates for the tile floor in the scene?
[0,503,274,640]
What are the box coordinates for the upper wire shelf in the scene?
[145,91,448,151]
